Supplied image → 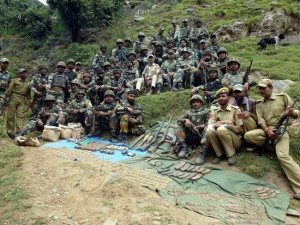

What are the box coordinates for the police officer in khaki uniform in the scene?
[244,79,300,200]
[206,87,244,165]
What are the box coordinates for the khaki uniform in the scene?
[138,63,162,90]
[244,93,300,193]
[5,78,31,132]
[206,104,244,157]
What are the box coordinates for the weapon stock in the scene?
[243,59,253,85]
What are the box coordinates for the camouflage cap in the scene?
[215,87,230,97]
[44,95,56,101]
[200,39,206,44]
[0,58,9,63]
[127,89,138,96]
[104,90,115,97]
[159,26,165,31]
[19,68,26,73]
[181,47,191,54]
[75,62,81,65]
[189,94,204,104]
[233,84,244,92]
[257,79,272,88]
[179,38,188,44]
[168,49,175,54]
[227,57,240,67]
[103,61,111,67]
[125,38,132,42]
[100,45,107,49]
[56,61,66,68]
[203,49,212,55]
[217,47,228,56]
[113,68,122,74]
[195,19,202,24]
[116,39,123,44]
[95,68,104,74]
[38,64,48,70]
[210,34,217,38]
[83,73,92,78]
[166,39,174,44]
[75,89,86,96]
[71,79,81,86]
[140,45,148,51]
[67,59,76,64]
[207,66,218,73]
[127,51,137,58]
[138,32,145,37]
[147,54,155,58]
[155,41,163,47]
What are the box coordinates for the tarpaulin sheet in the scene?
[122,155,290,225]
[42,137,147,162]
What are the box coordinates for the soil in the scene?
[14,144,300,225]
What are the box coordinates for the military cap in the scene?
[103,62,111,67]
[75,62,81,65]
[179,38,188,44]
[189,94,204,104]
[140,45,148,51]
[113,68,122,74]
[127,51,137,58]
[56,61,66,68]
[181,47,191,54]
[155,41,163,47]
[195,20,202,24]
[168,49,175,54]
[215,87,230,97]
[182,18,188,22]
[71,79,81,86]
[127,89,138,96]
[210,34,217,38]
[100,45,107,49]
[227,57,240,67]
[148,54,155,58]
[83,73,91,78]
[217,47,228,56]
[200,39,206,44]
[38,64,48,70]
[75,89,86,96]
[19,68,27,73]
[257,79,272,88]
[44,95,56,101]
[138,32,145,37]
[207,66,218,73]
[116,39,123,44]
[95,68,105,74]
[233,84,244,92]
[125,38,132,42]
[104,90,115,97]
[0,58,9,63]
[67,59,76,64]
[166,39,174,44]
[159,26,165,31]
[203,49,212,55]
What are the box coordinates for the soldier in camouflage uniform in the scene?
[80,73,95,102]
[176,94,210,164]
[124,38,134,56]
[175,38,190,57]
[151,26,167,47]
[216,47,229,76]
[151,42,164,66]
[69,79,81,103]
[64,59,77,82]
[197,39,208,59]
[107,68,126,99]
[92,45,110,70]
[175,48,197,90]
[133,32,147,56]
[222,57,249,91]
[179,18,191,40]
[137,45,149,74]
[112,39,127,66]
[208,34,220,55]
[170,20,179,44]
[189,20,209,49]
[94,90,117,133]
[91,68,109,104]
[66,90,93,135]
[110,90,144,142]
[29,64,49,120]
[103,61,113,80]
[163,40,177,61]
[161,50,177,90]
[0,58,12,116]
[126,51,139,68]
[47,61,69,105]
[5,68,31,133]
[8,95,64,139]
[75,62,85,81]
[122,60,141,93]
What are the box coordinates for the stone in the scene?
[272,79,295,93]
[216,22,249,42]
[103,218,118,225]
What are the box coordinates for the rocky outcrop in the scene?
[216,22,249,42]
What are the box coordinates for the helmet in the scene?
[95,68,104,74]
[159,26,165,31]
[103,62,111,67]
[227,57,240,68]
[75,89,86,96]
[155,42,163,47]
[104,90,115,97]
[203,50,212,55]
[116,39,123,44]
[189,94,204,104]
[100,45,107,49]
[207,67,218,73]
[127,51,137,58]
[38,64,48,70]
[125,38,132,42]
[140,45,148,51]
[138,32,145,37]
[113,68,122,74]
[44,95,56,101]
[217,47,228,56]
[83,73,92,78]
[67,59,76,64]
[71,79,81,86]
[181,47,191,54]
[56,61,66,68]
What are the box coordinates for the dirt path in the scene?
[19,147,222,225]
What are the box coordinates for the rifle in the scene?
[148,115,173,153]
[190,123,202,139]
[258,98,298,156]
[243,59,253,85]
[138,120,165,151]
[116,108,152,116]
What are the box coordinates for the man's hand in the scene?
[70,109,79,116]
[184,119,192,128]
[195,124,206,129]
[126,107,135,114]
[40,111,50,117]
[204,91,211,96]
[35,91,42,97]
[286,106,297,117]
[266,129,277,140]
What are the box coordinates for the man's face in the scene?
[40,68,48,75]
[209,71,218,79]
[125,41,131,47]
[203,54,211,62]
[67,63,75,70]
[196,22,202,28]
[127,94,136,103]
[104,95,114,103]
[20,71,27,79]
[127,61,133,68]
[180,41,187,47]
[71,84,79,91]
[97,72,104,79]
[148,57,155,64]
[210,37,217,43]
[183,21,188,27]
[167,42,174,48]
[138,35,145,41]
[159,30,164,35]
[229,62,239,71]
[113,73,121,79]
[200,42,206,48]
[83,76,91,83]
[218,93,229,106]
[191,100,202,109]
[101,48,107,53]
[0,62,9,71]
[57,66,65,73]
[117,42,123,48]
[76,93,85,101]
[172,23,176,28]
[168,53,175,60]
[141,49,148,55]
[45,100,54,107]
[258,86,272,98]
[155,45,162,51]
[182,52,189,59]
[219,52,226,59]
[104,65,111,71]
[233,90,245,102]
[75,64,82,71]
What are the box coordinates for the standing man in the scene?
[244,79,300,200]
[206,87,244,165]
[208,34,220,55]
[5,68,31,134]
[133,32,147,56]
[112,39,127,66]
[75,62,84,81]
[64,59,77,82]
[92,45,110,70]
[151,26,167,47]
[179,18,191,40]
[0,58,12,116]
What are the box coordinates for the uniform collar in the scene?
[262,93,276,102]
[217,103,233,112]
[232,97,247,106]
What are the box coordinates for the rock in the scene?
[103,218,118,225]
[272,79,295,93]
[216,22,249,42]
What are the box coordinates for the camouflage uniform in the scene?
[160,54,177,90]
[133,32,148,56]
[0,58,12,115]
[189,21,209,49]
[107,69,126,99]
[216,47,229,76]
[151,42,164,66]
[124,38,134,56]
[81,73,95,102]
[151,27,167,47]
[92,46,110,70]
[91,69,109,104]
[176,95,210,162]
[112,39,127,66]
[222,58,246,89]
[179,20,191,39]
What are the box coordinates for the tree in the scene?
[47,0,125,43]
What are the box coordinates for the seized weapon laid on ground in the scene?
[148,115,173,153]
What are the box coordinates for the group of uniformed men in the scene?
[1,18,300,200]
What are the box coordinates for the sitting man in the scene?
[94,90,117,135]
[244,79,300,200]
[66,90,93,135]
[8,95,64,139]
[206,87,244,165]
[110,90,145,143]
[176,94,210,164]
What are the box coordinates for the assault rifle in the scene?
[258,98,298,156]
[138,120,165,151]
[190,123,202,139]
[148,115,173,153]
[242,59,253,85]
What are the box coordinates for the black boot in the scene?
[156,84,163,94]
[110,131,119,143]
[195,146,207,165]
[178,142,188,159]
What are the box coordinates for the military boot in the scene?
[7,131,17,140]
[84,126,91,136]
[178,82,184,91]
[178,142,188,159]
[110,131,119,143]
[156,84,163,94]
[172,83,179,91]
[195,146,207,165]
[147,87,154,96]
